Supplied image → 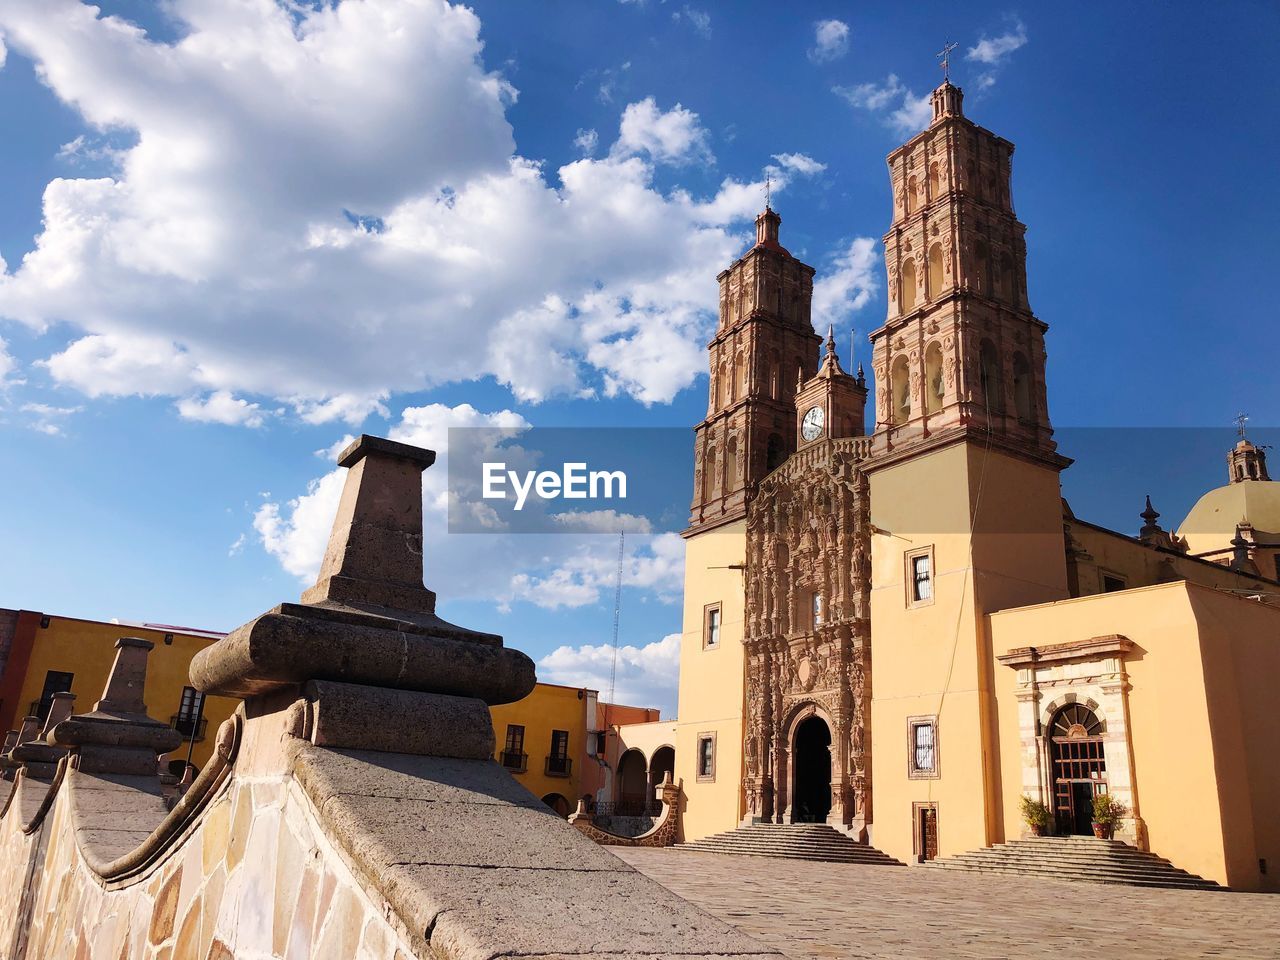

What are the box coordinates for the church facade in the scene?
[643,80,1280,891]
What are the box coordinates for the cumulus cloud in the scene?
[834,75,931,136]
[539,632,680,715]
[967,19,1028,65]
[808,20,850,63]
[0,1,778,425]
[0,337,19,386]
[770,152,827,176]
[573,127,599,156]
[611,97,713,166]
[813,237,880,331]
[176,390,266,428]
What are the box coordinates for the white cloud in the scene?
[671,6,711,38]
[539,632,680,715]
[176,390,265,428]
[813,237,880,331]
[20,401,82,435]
[612,97,713,166]
[573,127,599,156]
[0,336,18,386]
[809,20,850,63]
[771,152,826,176]
[835,75,931,136]
[0,33,6,70]
[0,1,768,422]
[967,20,1028,65]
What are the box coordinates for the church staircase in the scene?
[925,836,1221,890]
[680,823,905,866]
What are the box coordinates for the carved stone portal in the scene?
[742,443,871,838]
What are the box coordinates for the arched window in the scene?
[891,355,912,423]
[925,342,944,414]
[906,175,919,214]
[900,258,917,312]
[725,437,739,491]
[702,444,717,501]
[766,433,784,473]
[716,363,728,408]
[1012,352,1032,421]
[727,357,737,402]
[927,243,944,300]
[928,161,942,199]
[973,241,989,295]
[979,340,1003,414]
[1000,253,1016,306]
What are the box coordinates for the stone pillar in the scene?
[1098,673,1145,848]
[50,638,182,776]
[9,692,77,780]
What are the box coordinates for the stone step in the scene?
[925,837,1221,890]
[680,824,905,866]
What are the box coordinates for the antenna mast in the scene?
[607,530,624,708]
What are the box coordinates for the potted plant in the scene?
[1091,793,1126,839]
[1019,796,1052,837]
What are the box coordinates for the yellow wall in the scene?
[988,582,1280,891]
[489,682,589,810]
[867,440,1067,863]
[674,521,747,841]
[12,615,235,771]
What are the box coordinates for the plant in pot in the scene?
[1019,796,1052,837]
[1091,793,1126,839]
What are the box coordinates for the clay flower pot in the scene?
[1092,821,1112,840]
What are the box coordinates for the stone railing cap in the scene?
[116,636,155,651]
[337,434,437,470]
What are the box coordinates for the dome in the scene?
[1176,479,1280,555]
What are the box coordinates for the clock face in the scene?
[801,405,825,441]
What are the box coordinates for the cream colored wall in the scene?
[674,521,747,841]
[868,440,1067,864]
[614,719,678,765]
[988,581,1280,891]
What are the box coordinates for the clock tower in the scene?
[795,326,868,446]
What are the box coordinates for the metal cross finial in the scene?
[764,173,772,210]
[1235,412,1249,438]
[938,41,959,82]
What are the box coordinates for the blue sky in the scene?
[0,1,1276,716]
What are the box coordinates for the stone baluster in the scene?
[9,692,77,780]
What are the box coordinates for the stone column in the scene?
[9,692,77,780]
[1098,671,1145,848]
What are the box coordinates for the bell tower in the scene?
[687,206,821,533]
[869,79,1058,465]
[795,326,868,446]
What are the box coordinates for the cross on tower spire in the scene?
[764,173,772,210]
[1235,412,1249,439]
[937,41,959,82]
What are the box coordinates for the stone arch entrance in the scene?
[648,745,675,792]
[541,793,571,818]
[791,714,833,824]
[1049,703,1107,835]
[617,749,648,815]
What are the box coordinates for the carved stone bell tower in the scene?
[870,79,1059,465]
[795,326,868,446]
[688,206,822,533]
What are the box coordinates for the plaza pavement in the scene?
[612,847,1280,959]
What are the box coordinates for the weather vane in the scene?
[938,41,959,82]
[1235,412,1249,438]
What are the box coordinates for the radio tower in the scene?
[607,530,624,708]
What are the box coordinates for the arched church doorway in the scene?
[541,793,570,819]
[617,749,648,815]
[792,715,832,823]
[1050,704,1107,835]
[649,745,675,792]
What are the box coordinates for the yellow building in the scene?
[0,609,235,772]
[648,78,1280,891]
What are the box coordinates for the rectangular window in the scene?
[35,670,74,723]
[703,603,721,650]
[546,729,571,776]
[907,716,939,779]
[905,546,935,607]
[172,685,207,741]
[1102,573,1126,593]
[812,593,824,628]
[501,724,527,772]
[696,732,717,782]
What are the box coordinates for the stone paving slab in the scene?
[613,847,1280,960]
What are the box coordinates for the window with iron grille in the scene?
[703,604,721,649]
[501,724,527,771]
[907,716,939,778]
[35,671,74,723]
[911,554,932,602]
[696,733,716,781]
[546,729,571,776]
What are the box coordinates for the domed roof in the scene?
[1177,479,1280,555]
